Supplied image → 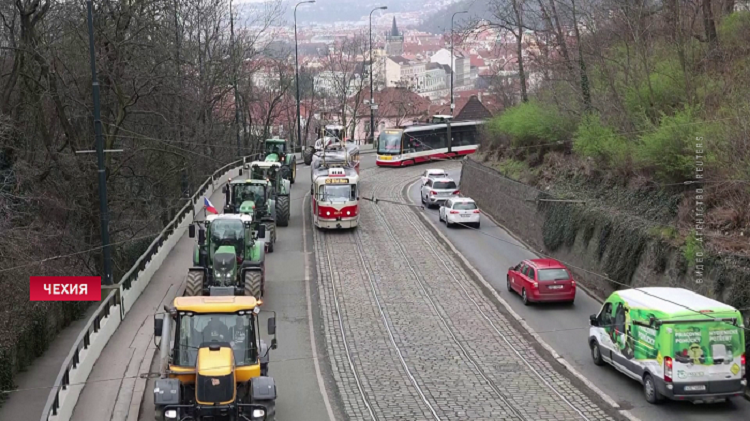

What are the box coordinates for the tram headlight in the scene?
[347,211,351,215]
[326,211,330,215]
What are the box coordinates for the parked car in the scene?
[420,168,449,185]
[506,258,576,305]
[439,198,480,228]
[420,178,459,208]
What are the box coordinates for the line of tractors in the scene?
[152,139,298,421]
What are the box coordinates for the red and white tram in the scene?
[311,166,359,229]
[375,119,485,167]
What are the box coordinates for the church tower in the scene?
[385,17,404,56]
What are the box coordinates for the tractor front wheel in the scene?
[244,271,263,298]
[185,271,204,296]
[276,196,290,227]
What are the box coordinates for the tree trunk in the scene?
[511,0,528,103]
[703,0,719,53]
[570,0,591,111]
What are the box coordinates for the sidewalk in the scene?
[0,304,99,421]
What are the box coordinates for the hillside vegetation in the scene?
[480,3,750,258]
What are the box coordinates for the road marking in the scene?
[405,178,642,421]
[302,191,336,421]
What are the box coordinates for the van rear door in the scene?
[668,314,744,394]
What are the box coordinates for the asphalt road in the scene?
[136,161,337,421]
[408,167,750,421]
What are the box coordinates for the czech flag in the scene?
[204,197,218,214]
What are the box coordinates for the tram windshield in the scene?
[319,184,356,202]
[377,131,402,154]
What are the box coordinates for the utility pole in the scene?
[295,1,315,154]
[449,11,467,155]
[230,0,241,156]
[369,6,387,145]
[86,0,113,286]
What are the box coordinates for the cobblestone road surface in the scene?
[312,161,628,421]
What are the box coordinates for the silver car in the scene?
[420,168,449,186]
[420,177,459,208]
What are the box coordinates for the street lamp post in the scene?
[85,0,113,285]
[451,11,468,117]
[369,6,387,145]
[295,1,315,152]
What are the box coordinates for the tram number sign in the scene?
[325,178,350,184]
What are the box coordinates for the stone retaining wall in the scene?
[459,157,750,317]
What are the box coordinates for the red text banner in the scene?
[30,276,102,301]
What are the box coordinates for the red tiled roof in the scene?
[352,87,432,119]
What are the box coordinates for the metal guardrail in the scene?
[39,153,262,421]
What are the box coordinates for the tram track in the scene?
[364,197,529,421]
[319,223,378,421]
[320,160,529,421]
[369,163,604,420]
[312,160,619,421]
[379,176,593,421]
[349,219,443,421]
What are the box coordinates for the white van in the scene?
[589,287,746,403]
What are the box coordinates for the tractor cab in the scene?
[153,296,277,421]
[224,176,279,252]
[224,179,272,214]
[263,139,287,162]
[187,214,267,297]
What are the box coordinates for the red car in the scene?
[506,258,576,305]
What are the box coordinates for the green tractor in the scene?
[262,138,296,184]
[223,177,278,252]
[246,161,291,228]
[186,213,267,298]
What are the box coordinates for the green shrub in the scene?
[487,101,574,148]
[718,11,750,53]
[493,159,527,180]
[624,55,687,122]
[634,105,715,183]
[573,113,631,170]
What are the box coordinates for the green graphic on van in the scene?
[601,291,744,365]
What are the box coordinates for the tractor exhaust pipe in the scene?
[159,314,171,376]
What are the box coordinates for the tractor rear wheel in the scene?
[276,196,290,227]
[185,271,204,296]
[303,146,314,165]
[290,158,296,184]
[244,271,262,298]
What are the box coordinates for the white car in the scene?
[439,197,480,228]
[420,168,449,185]
[421,177,459,208]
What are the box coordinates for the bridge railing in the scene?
[40,153,262,421]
